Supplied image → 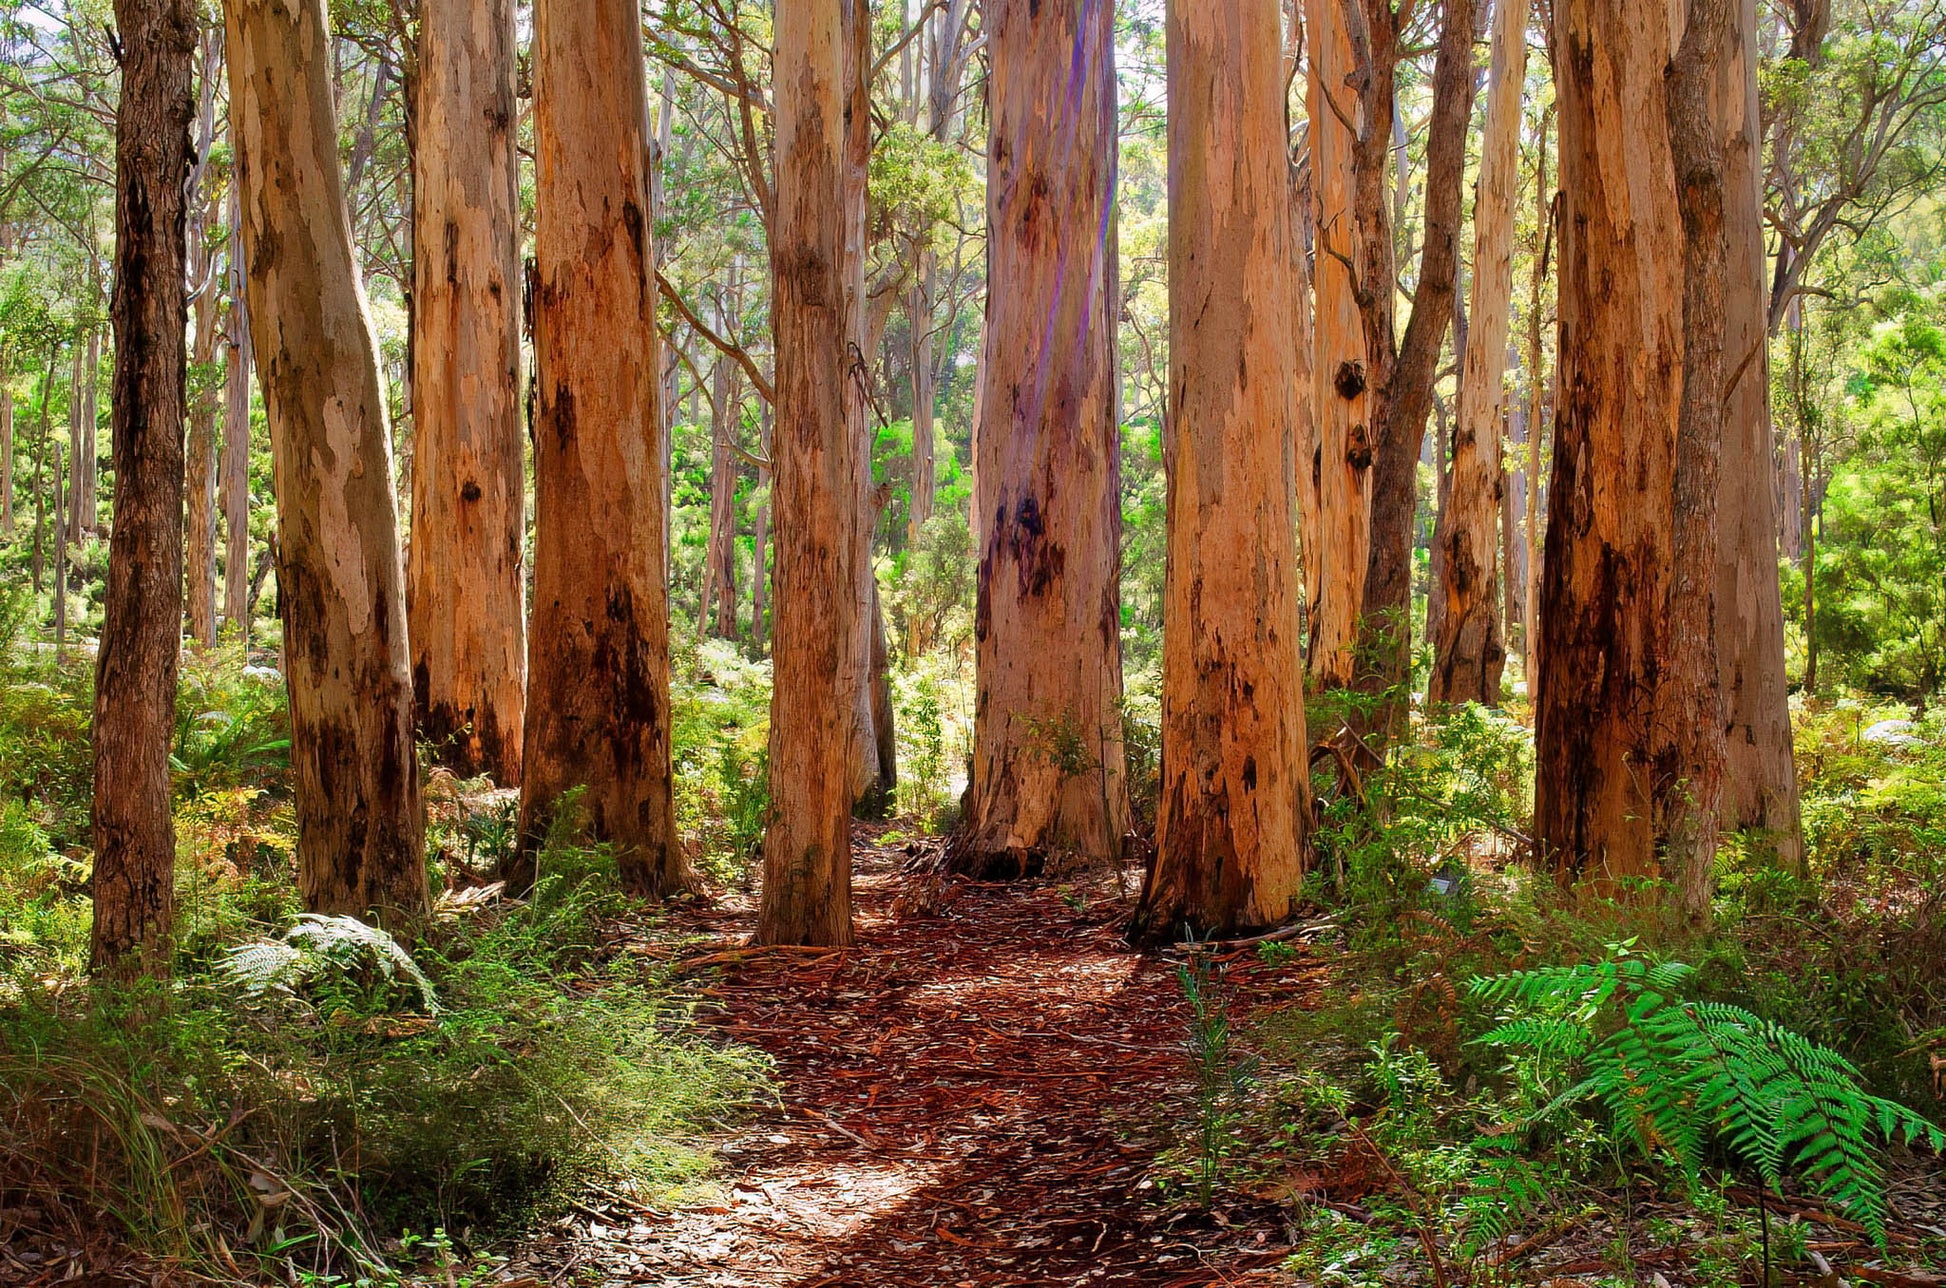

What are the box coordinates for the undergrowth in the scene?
[0,625,774,1283]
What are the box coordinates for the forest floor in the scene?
[504,827,1314,1288]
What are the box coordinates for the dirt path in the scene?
[523,831,1306,1287]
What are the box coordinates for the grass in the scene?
[0,623,776,1283]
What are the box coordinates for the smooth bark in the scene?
[225,0,429,924]
[1302,0,1371,687]
[1715,0,1803,870]
[759,0,871,946]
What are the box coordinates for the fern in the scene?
[1472,950,1942,1246]
[221,914,440,1014]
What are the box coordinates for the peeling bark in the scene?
[1135,0,1311,943]
[955,0,1128,878]
[1535,0,1682,885]
[408,0,527,785]
[520,0,688,897]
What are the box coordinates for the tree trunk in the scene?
[222,220,253,643]
[1659,0,1732,920]
[1351,0,1476,730]
[66,340,84,544]
[519,0,687,896]
[704,354,741,641]
[185,206,221,650]
[1303,0,1371,688]
[954,0,1128,878]
[907,255,935,559]
[1535,0,1682,885]
[224,0,429,926]
[91,0,196,973]
[751,401,771,652]
[79,323,100,538]
[1430,0,1528,706]
[1714,0,1803,871]
[1522,108,1552,692]
[52,444,65,651]
[30,345,54,593]
[1134,0,1311,943]
[759,0,871,946]
[407,0,527,785]
[1,351,13,535]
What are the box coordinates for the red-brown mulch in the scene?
[510,828,1317,1287]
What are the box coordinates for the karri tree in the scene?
[519,0,688,896]
[1134,0,1310,942]
[954,0,1128,879]
[1302,0,1371,688]
[759,0,871,947]
[408,0,527,784]
[1716,0,1803,869]
[225,0,429,924]
[90,0,197,970]
[1535,0,1683,885]
[1430,0,1528,705]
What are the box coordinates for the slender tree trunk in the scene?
[751,401,771,653]
[519,0,686,896]
[52,444,65,651]
[1,351,13,535]
[225,0,429,925]
[1134,0,1311,943]
[407,0,526,784]
[79,324,100,537]
[1424,397,1451,652]
[1535,0,1683,885]
[759,0,871,946]
[704,354,742,641]
[1802,419,1818,695]
[90,0,196,973]
[185,214,221,650]
[907,255,935,559]
[66,341,84,544]
[222,223,253,643]
[1522,112,1552,692]
[1431,0,1527,706]
[1303,0,1371,688]
[955,0,1128,877]
[1714,0,1803,871]
[30,345,53,593]
[1351,0,1476,731]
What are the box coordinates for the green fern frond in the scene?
[1473,952,1940,1248]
